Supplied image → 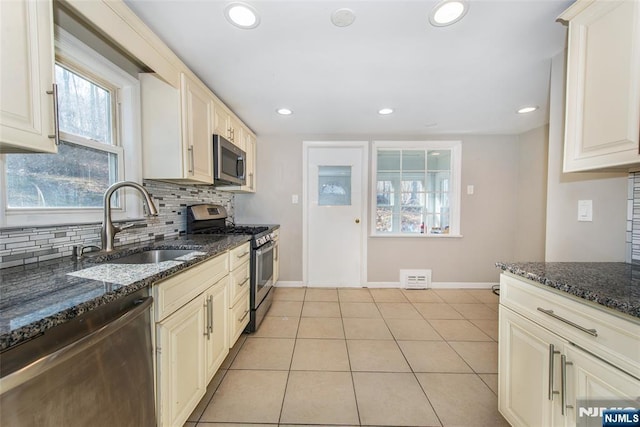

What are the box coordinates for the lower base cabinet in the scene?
[156,294,207,427]
[499,274,640,427]
[153,245,253,427]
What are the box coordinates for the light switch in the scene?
[292,194,299,204]
[578,200,593,222]
[467,185,474,195]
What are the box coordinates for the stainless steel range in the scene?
[186,204,276,332]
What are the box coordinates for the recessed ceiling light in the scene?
[429,0,469,27]
[276,108,292,115]
[517,106,539,114]
[378,108,394,115]
[224,3,260,29]
[331,8,356,27]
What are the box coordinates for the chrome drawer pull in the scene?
[537,308,598,337]
[239,310,249,322]
[237,251,249,259]
[239,277,249,287]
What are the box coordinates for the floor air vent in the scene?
[400,269,432,290]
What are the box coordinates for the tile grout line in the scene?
[338,289,364,427]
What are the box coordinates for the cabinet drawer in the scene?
[229,260,250,307]
[154,253,229,322]
[229,242,250,271]
[229,289,250,347]
[500,273,640,379]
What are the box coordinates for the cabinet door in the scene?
[204,279,229,381]
[156,295,206,427]
[244,132,256,192]
[0,0,57,154]
[499,306,565,427]
[562,0,640,172]
[181,73,214,183]
[227,115,243,148]
[563,345,640,427]
[212,98,229,139]
[273,233,280,285]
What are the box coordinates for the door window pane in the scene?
[318,166,351,206]
[6,141,118,208]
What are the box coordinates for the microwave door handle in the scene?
[237,157,245,179]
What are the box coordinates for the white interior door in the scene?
[304,142,367,287]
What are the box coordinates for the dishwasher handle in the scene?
[0,296,153,394]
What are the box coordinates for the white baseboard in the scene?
[274,281,305,288]
[275,281,498,289]
[367,282,497,289]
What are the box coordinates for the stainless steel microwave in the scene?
[213,134,246,186]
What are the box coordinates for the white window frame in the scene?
[370,140,462,238]
[0,27,143,228]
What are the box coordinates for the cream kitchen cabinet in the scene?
[140,72,214,184]
[228,242,251,345]
[499,273,640,427]
[0,0,58,154]
[559,0,640,172]
[273,229,280,285]
[153,252,230,427]
[204,277,229,381]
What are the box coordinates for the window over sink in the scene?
[372,140,462,237]
[0,28,143,227]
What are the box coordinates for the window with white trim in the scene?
[0,28,142,227]
[372,141,462,236]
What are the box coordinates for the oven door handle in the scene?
[256,241,275,257]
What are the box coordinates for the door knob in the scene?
[355,219,360,224]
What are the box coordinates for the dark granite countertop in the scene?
[0,234,251,351]
[496,262,640,319]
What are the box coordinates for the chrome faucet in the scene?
[101,181,159,252]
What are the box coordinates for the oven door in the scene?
[254,240,274,308]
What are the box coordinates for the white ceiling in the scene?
[125,0,572,136]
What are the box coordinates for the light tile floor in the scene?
[185,287,509,427]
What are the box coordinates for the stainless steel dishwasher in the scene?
[0,288,156,427]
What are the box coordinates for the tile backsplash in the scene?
[0,180,233,269]
[631,172,640,262]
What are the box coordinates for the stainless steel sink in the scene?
[109,249,196,264]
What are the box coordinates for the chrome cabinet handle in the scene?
[239,310,249,322]
[548,344,560,400]
[237,250,249,259]
[274,244,278,261]
[208,295,213,334]
[239,277,249,287]
[203,296,213,339]
[203,300,210,339]
[46,84,60,145]
[561,354,574,415]
[249,173,254,189]
[537,308,598,337]
[187,146,194,174]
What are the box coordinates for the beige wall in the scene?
[236,131,549,284]
[515,125,549,261]
[545,51,628,262]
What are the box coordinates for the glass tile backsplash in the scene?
[0,180,234,269]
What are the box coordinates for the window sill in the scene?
[370,233,463,238]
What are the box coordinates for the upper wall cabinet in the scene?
[140,73,214,184]
[0,0,58,154]
[212,99,245,151]
[559,0,640,172]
